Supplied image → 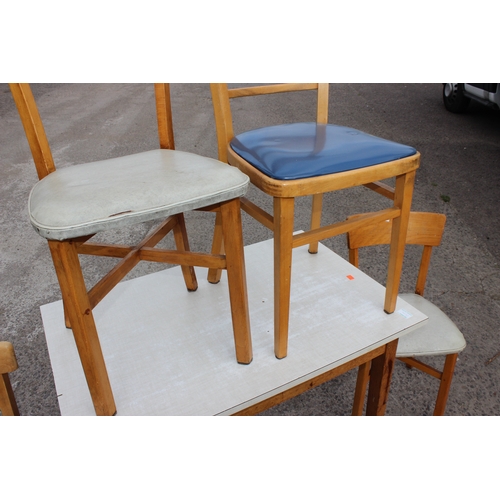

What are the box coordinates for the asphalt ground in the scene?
[1,83,499,418]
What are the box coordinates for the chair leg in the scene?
[433,353,458,416]
[308,193,323,254]
[48,240,116,416]
[273,197,295,359]
[207,210,224,284]
[63,300,72,329]
[0,373,20,416]
[219,199,253,365]
[352,361,370,416]
[172,213,198,291]
[384,171,416,313]
[366,339,398,415]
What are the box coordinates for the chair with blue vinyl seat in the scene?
[10,83,253,416]
[347,212,466,415]
[210,83,420,359]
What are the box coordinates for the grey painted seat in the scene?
[29,149,249,240]
[396,293,466,358]
[348,212,466,415]
[10,83,253,416]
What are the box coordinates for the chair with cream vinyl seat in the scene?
[10,83,253,416]
[210,83,420,359]
[0,341,20,416]
[348,212,466,415]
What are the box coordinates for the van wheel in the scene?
[443,83,470,113]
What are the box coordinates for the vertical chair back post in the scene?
[154,83,175,150]
[316,83,329,124]
[154,84,199,291]
[309,83,329,254]
[9,84,55,180]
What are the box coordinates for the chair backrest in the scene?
[9,83,176,181]
[210,83,329,163]
[347,212,446,296]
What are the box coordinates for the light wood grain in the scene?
[9,84,55,180]
[11,83,253,415]
[347,211,460,416]
[365,339,398,415]
[0,373,20,416]
[0,342,19,416]
[48,240,116,416]
[210,82,420,359]
[220,199,253,364]
[154,83,175,150]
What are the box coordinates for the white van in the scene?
[443,84,500,113]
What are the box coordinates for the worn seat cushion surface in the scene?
[230,122,417,180]
[29,149,249,240]
[397,293,466,357]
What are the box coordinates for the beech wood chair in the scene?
[0,341,20,416]
[348,212,466,415]
[10,83,253,416]
[210,83,420,359]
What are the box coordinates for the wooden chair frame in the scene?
[348,212,460,416]
[10,83,252,416]
[0,341,20,416]
[210,83,419,359]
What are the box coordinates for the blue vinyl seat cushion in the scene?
[230,122,417,180]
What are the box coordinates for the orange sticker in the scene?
[347,275,355,280]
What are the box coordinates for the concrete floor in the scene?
[1,83,499,416]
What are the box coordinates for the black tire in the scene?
[443,83,471,113]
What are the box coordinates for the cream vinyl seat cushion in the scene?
[29,149,249,240]
[397,293,466,357]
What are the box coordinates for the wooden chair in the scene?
[348,212,466,415]
[10,83,253,416]
[210,84,420,359]
[0,341,20,416]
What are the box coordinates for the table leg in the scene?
[365,339,398,416]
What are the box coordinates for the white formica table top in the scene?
[41,238,427,416]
